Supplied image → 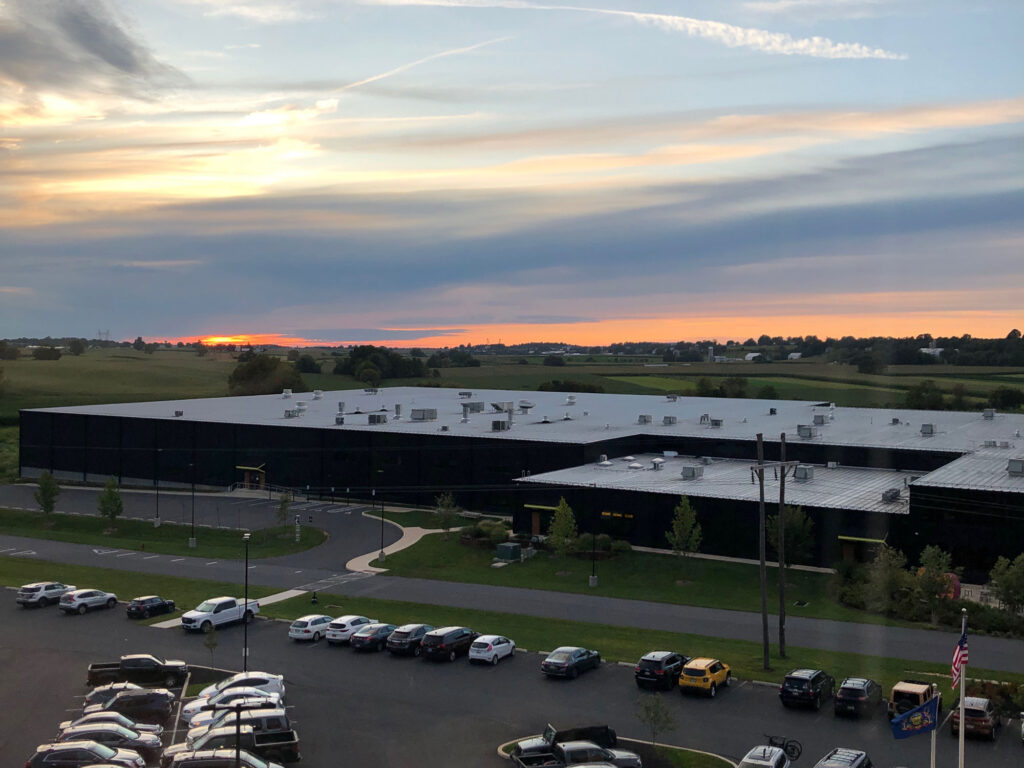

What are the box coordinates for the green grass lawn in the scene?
[0,508,327,559]
[371,536,903,627]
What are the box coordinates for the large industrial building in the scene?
[19,387,1024,577]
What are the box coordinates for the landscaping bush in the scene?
[576,533,594,551]
[488,525,509,545]
[460,524,483,539]
[610,538,632,554]
[595,533,612,552]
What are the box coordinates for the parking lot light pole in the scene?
[243,533,251,673]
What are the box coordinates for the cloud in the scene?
[366,0,907,59]
[282,327,467,341]
[0,286,33,295]
[741,0,890,20]
[119,259,203,270]
[171,0,313,23]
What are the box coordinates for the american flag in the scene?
[951,629,969,688]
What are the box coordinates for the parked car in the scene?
[541,646,601,679]
[779,669,835,710]
[126,596,176,619]
[887,679,942,719]
[85,683,144,708]
[812,748,874,768]
[181,597,259,633]
[634,651,688,690]
[512,724,618,757]
[186,707,290,744]
[196,672,286,701]
[60,589,118,614]
[87,654,187,688]
[350,623,397,651]
[511,740,641,768]
[287,614,332,642]
[738,746,791,768]
[17,581,75,607]
[58,712,163,738]
[181,688,282,725]
[26,741,145,768]
[83,689,176,725]
[161,724,300,766]
[166,748,284,768]
[951,696,1001,740]
[469,634,516,665]
[833,677,882,718]
[386,623,434,656]
[58,724,162,763]
[187,698,282,731]
[678,657,731,698]
[421,626,479,662]
[325,615,376,645]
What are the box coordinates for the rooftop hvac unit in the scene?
[891,417,900,425]
[394,404,402,418]
[467,402,485,413]
[681,465,704,481]
[699,414,710,425]
[663,415,678,426]
[337,401,345,413]
[882,488,901,503]
[565,395,577,405]
[282,389,292,398]
[983,408,995,420]
[651,458,665,470]
[813,414,826,426]
[284,408,299,418]
[334,415,345,425]
[797,424,818,439]
[459,391,473,398]
[984,440,997,448]
[173,410,184,417]
[440,425,449,432]
[999,441,1011,449]
[794,464,814,482]
[1008,458,1024,476]
[701,456,712,465]
[663,450,678,457]
[364,387,379,395]
[368,413,387,425]
[709,418,723,428]
[598,454,608,463]
[296,401,307,410]
[312,390,323,400]
[637,414,652,425]
[410,408,437,421]
[827,461,838,469]
[492,420,511,432]
[921,423,935,436]
[769,408,777,415]
[666,394,678,402]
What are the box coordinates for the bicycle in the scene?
[763,733,803,760]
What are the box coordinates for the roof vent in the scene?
[312,390,323,400]
[337,401,346,413]
[540,415,551,424]
[492,420,510,432]
[921,423,935,436]
[296,401,307,411]
[827,461,838,469]
[363,387,378,395]
[284,408,299,418]
[440,425,449,432]
[701,456,712,465]
[562,412,572,421]
[282,389,292,399]
[999,441,1011,449]
[699,413,710,425]
[491,401,514,413]
[709,418,723,428]
[410,408,437,421]
[353,406,363,414]
[666,394,678,402]
[794,464,814,482]
[651,457,665,470]
[983,440,997,448]
[769,407,777,415]
[891,417,900,425]
[681,465,704,481]
[983,408,995,420]
[663,415,678,426]
[1008,458,1024,476]
[813,414,826,426]
[637,414,652,425]
[565,395,577,405]
[394,404,402,419]
[598,454,608,463]
[459,391,473,398]
[797,424,818,439]
[334,415,345,425]
[598,460,613,467]
[173,410,184,417]
[622,456,635,462]
[628,462,644,469]
[368,413,387,425]
[882,488,901,502]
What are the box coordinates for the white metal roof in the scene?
[911,446,1024,493]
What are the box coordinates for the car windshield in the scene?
[547,652,570,662]
[92,744,116,758]
[390,630,410,639]
[839,686,865,697]
[683,666,706,676]
[784,678,810,690]
[965,708,988,718]
[196,601,218,612]
[471,641,489,649]
[291,620,308,628]
[21,586,40,592]
[638,658,662,670]
[214,676,246,692]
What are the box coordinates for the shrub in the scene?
[488,525,509,545]
[459,524,481,539]
[576,533,594,551]
[595,533,612,552]
[610,539,632,554]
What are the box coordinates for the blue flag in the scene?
[890,695,940,740]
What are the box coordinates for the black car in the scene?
[27,741,145,768]
[779,668,835,710]
[541,646,601,679]
[84,689,176,725]
[834,677,882,718]
[420,626,479,661]
[634,651,688,690]
[127,596,176,619]
[58,723,163,763]
[349,623,397,652]
[386,623,434,656]
[86,683,144,708]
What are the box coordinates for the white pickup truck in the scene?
[181,596,260,632]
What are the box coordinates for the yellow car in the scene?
[678,657,731,697]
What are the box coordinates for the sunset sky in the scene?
[1,0,1022,347]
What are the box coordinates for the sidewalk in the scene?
[345,513,442,572]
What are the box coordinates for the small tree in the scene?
[989,554,1024,614]
[277,495,290,526]
[863,545,911,615]
[203,627,219,663]
[68,338,87,356]
[914,545,954,624]
[636,693,675,746]
[435,491,460,540]
[547,497,578,557]
[97,476,123,528]
[767,505,815,566]
[34,471,60,517]
[665,496,701,558]
[132,336,146,351]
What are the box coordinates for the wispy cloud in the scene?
[366,0,907,59]
[172,1,312,23]
[337,37,512,92]
[742,0,890,21]
[0,286,33,295]
[119,259,203,270]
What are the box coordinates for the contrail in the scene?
[366,0,907,60]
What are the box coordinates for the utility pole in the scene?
[778,432,787,659]
[756,433,770,671]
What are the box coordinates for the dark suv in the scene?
[27,741,145,768]
[84,689,176,724]
[780,669,835,710]
[420,626,478,661]
[387,624,434,656]
[634,651,688,690]
[833,677,882,718]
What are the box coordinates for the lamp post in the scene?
[243,532,251,672]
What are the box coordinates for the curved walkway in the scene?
[345,513,442,573]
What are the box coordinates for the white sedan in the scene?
[186,696,278,730]
[288,614,332,641]
[326,615,376,645]
[59,588,118,614]
[468,634,516,665]
[180,687,282,724]
[196,671,286,701]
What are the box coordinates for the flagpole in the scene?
[958,607,966,768]
[930,726,936,768]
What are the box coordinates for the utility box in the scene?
[495,542,521,562]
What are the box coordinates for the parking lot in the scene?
[3,596,1022,767]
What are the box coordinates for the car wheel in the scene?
[106,597,117,609]
[814,694,822,711]
[77,604,88,615]
[313,632,321,642]
[724,673,732,687]
[709,682,717,698]
[38,597,48,607]
[244,611,253,623]
[142,609,151,619]
[448,650,456,662]
[569,667,579,680]
[509,647,514,658]
[377,640,385,652]
[413,645,421,657]
[201,621,213,633]
[491,655,499,666]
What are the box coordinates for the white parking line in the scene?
[0,547,15,553]
[143,555,160,560]
[116,552,137,558]
[248,565,256,569]
[10,550,37,556]
[205,561,218,566]
[171,558,185,563]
